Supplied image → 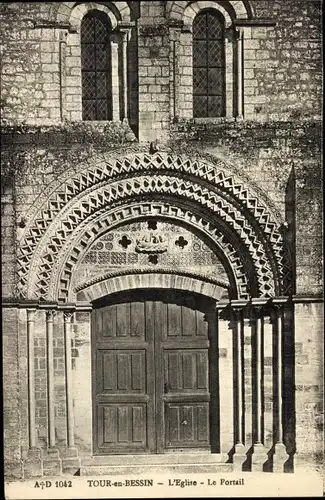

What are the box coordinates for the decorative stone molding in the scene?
[76,271,227,302]
[69,3,119,32]
[16,152,287,301]
[60,1,131,31]
[183,2,233,28]
[17,150,283,238]
[26,175,277,299]
[53,201,249,302]
[167,1,251,23]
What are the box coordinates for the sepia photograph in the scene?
[1,0,323,498]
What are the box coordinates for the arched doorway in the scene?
[16,149,292,473]
[91,289,219,455]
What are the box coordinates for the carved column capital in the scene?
[271,303,285,322]
[119,27,132,42]
[251,304,265,319]
[63,310,74,322]
[27,308,37,322]
[46,309,56,322]
[231,307,244,319]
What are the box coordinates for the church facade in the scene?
[1,1,323,479]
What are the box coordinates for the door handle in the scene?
[182,420,188,426]
[164,383,168,393]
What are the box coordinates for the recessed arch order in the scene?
[17,151,285,302]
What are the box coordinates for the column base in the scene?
[58,446,79,458]
[251,443,268,472]
[41,447,60,458]
[273,443,290,473]
[232,444,247,471]
[4,460,24,480]
[23,448,43,478]
[62,457,81,475]
[42,448,62,476]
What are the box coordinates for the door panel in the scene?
[97,403,148,448]
[97,350,146,393]
[164,350,209,392]
[93,290,215,455]
[162,299,211,451]
[93,300,155,454]
[165,403,210,447]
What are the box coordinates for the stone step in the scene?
[80,463,233,476]
[81,453,227,466]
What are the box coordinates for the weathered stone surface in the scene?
[0,0,322,481]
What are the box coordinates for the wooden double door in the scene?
[92,289,218,455]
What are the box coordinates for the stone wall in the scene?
[249,0,322,120]
[3,308,21,478]
[0,1,322,129]
[170,119,322,296]
[1,0,323,479]
[294,301,323,472]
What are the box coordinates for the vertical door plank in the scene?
[168,405,180,443]
[196,310,208,337]
[197,405,209,442]
[182,306,196,336]
[196,352,208,389]
[182,352,195,389]
[103,406,117,443]
[131,352,144,391]
[102,305,116,337]
[145,300,156,453]
[130,302,145,337]
[117,353,129,390]
[117,406,129,442]
[167,352,180,390]
[96,308,103,338]
[116,303,130,337]
[167,303,182,337]
[132,406,144,443]
[181,405,194,442]
[102,351,115,391]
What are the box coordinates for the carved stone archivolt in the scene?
[53,202,249,301]
[76,271,228,302]
[16,151,287,301]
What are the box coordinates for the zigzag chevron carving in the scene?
[51,202,252,301]
[17,152,286,299]
[26,176,276,298]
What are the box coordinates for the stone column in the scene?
[251,306,267,471]
[236,28,244,119]
[232,307,246,470]
[46,310,56,448]
[64,311,75,448]
[24,309,42,477]
[59,32,67,121]
[111,39,120,121]
[120,29,130,121]
[177,27,193,120]
[27,309,37,449]
[225,28,234,117]
[272,304,289,472]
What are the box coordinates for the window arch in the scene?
[193,9,226,118]
[81,10,112,121]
